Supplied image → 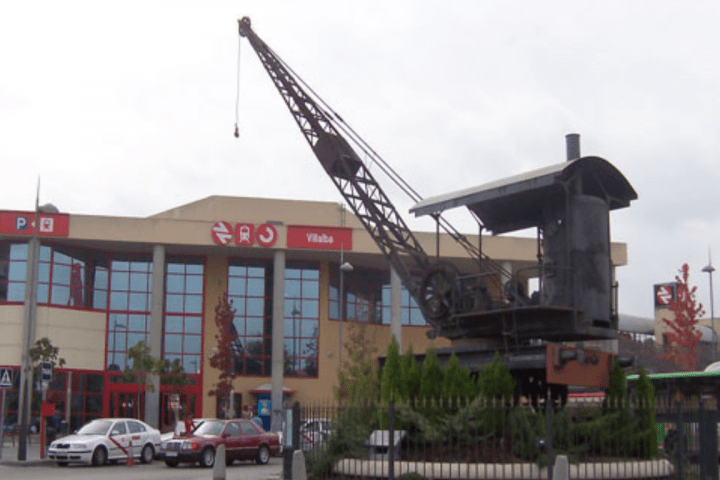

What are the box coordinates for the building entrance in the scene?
[108,387,144,420]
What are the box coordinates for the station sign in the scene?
[287,225,352,250]
[211,221,278,248]
[654,283,678,308]
[0,211,70,237]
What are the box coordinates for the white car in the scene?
[48,418,162,467]
[300,418,332,451]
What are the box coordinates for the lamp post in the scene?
[17,199,59,461]
[702,254,716,362]
[338,246,353,367]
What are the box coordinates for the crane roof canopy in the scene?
[410,156,637,234]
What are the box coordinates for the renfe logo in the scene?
[654,283,677,308]
[287,225,352,250]
[211,221,278,248]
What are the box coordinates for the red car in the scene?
[163,419,280,467]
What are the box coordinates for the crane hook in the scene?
[234,124,239,138]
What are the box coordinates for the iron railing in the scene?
[284,398,717,480]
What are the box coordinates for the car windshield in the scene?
[77,420,113,436]
[193,420,224,436]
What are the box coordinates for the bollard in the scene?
[553,454,569,480]
[292,449,307,480]
[126,439,134,466]
[213,444,226,480]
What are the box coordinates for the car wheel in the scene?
[165,459,178,467]
[200,447,215,468]
[91,446,108,466]
[140,444,155,464]
[256,445,270,465]
[57,462,68,467]
[226,457,234,466]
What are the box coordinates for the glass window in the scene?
[329,264,426,326]
[107,254,152,371]
[163,256,204,374]
[284,263,320,378]
[227,258,272,377]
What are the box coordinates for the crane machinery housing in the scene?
[237,17,637,402]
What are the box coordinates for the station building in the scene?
[0,195,628,432]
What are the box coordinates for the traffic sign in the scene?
[0,368,12,388]
[41,361,53,382]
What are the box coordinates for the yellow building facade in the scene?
[0,195,627,432]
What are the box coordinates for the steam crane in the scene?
[238,18,637,399]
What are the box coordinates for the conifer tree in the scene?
[400,344,421,406]
[381,336,402,403]
[419,347,443,406]
[442,353,472,408]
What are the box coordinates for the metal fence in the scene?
[284,398,718,480]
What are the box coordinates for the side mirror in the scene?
[110,430,120,437]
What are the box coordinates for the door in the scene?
[160,392,198,432]
[126,420,149,456]
[110,391,143,420]
[107,420,131,462]
[222,421,243,461]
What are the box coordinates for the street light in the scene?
[18,199,59,461]
[702,252,716,362]
[338,245,353,367]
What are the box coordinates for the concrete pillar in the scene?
[390,268,402,353]
[145,244,165,428]
[271,250,286,433]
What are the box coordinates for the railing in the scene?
[286,398,716,480]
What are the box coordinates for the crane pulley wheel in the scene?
[419,262,460,322]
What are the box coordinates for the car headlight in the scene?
[73,443,87,450]
[181,441,200,452]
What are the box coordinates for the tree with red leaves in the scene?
[208,292,238,417]
[660,263,705,371]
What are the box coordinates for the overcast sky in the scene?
[2,1,720,320]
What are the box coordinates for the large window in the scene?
[163,256,204,374]
[284,264,319,377]
[226,259,320,378]
[228,259,272,376]
[329,264,426,326]
[106,254,153,370]
[0,242,28,302]
[0,241,109,308]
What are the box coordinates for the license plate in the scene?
[165,451,177,457]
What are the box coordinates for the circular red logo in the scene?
[256,223,278,247]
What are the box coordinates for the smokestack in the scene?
[565,133,580,161]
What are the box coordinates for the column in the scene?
[271,250,286,433]
[390,268,402,353]
[145,244,165,428]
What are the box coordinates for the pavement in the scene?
[0,436,53,466]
